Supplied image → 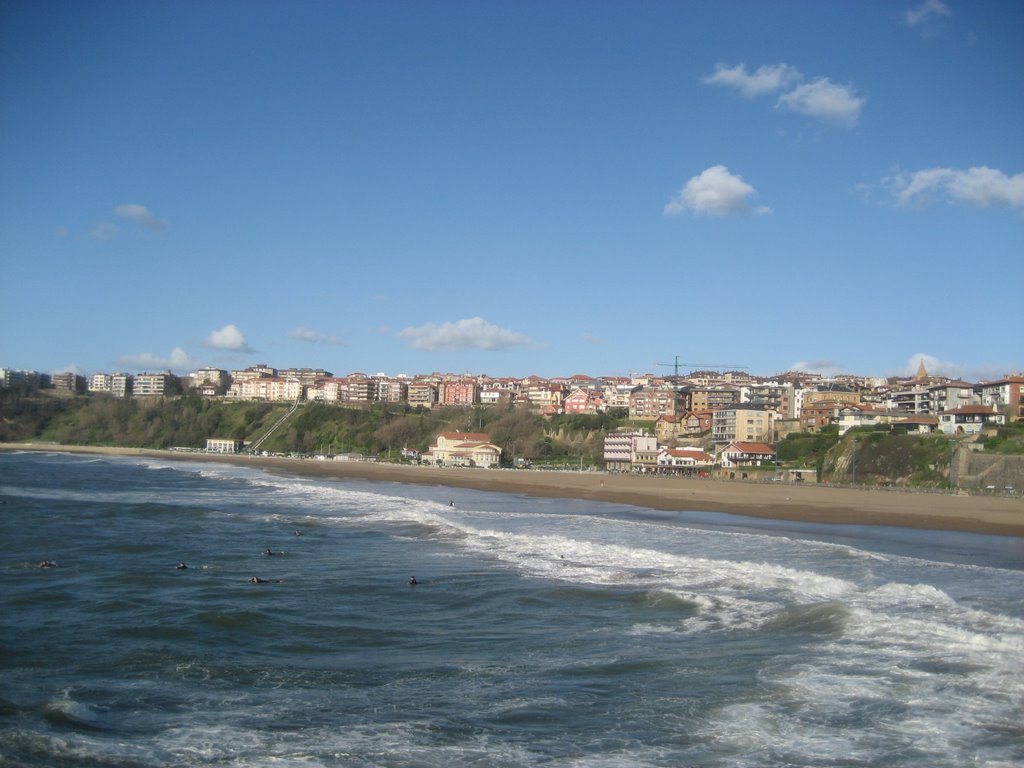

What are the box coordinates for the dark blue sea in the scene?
[2,451,1023,767]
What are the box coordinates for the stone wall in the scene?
[950,447,1024,491]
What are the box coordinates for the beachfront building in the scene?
[206,438,245,453]
[422,431,501,468]
[602,431,658,472]
[657,447,715,475]
[719,441,777,469]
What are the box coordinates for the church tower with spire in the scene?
[914,358,929,382]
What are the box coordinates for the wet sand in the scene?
[4,443,1023,538]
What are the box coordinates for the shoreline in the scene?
[4,442,1024,538]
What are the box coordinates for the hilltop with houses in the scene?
[3,360,1022,480]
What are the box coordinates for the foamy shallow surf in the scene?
[2,451,1023,767]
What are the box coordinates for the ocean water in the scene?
[1,451,1023,768]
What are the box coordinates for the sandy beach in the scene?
[3,442,1023,538]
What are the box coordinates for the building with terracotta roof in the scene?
[978,376,1024,422]
[657,447,715,474]
[719,441,777,468]
[938,405,1006,435]
[422,432,501,467]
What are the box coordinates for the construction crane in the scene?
[656,355,748,381]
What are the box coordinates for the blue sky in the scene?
[1,0,1021,382]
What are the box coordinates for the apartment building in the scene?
[375,377,408,403]
[0,368,42,390]
[133,372,179,397]
[439,379,479,407]
[232,377,301,401]
[686,386,740,413]
[712,405,774,444]
[407,381,438,408]
[602,431,657,472]
[978,376,1024,422]
[564,388,604,415]
[629,387,684,421]
[111,373,132,398]
[740,383,796,419]
[89,373,113,393]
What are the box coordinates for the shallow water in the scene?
[2,451,1022,767]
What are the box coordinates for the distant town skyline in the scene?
[5,350,1022,386]
[1,3,1021,382]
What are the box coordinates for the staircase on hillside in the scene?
[248,398,301,454]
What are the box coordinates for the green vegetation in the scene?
[978,421,1024,454]
[773,424,958,488]
[1,390,1007,486]
[819,431,955,488]
[0,393,628,465]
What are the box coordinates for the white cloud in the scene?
[205,324,253,352]
[701,63,803,98]
[776,78,865,126]
[884,166,1024,208]
[290,327,348,346]
[118,347,198,372]
[398,317,532,352]
[664,165,771,217]
[115,203,168,231]
[906,0,952,28]
[88,222,119,240]
[703,62,865,127]
[790,359,849,378]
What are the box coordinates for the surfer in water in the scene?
[250,576,282,584]
[176,562,188,570]
[38,560,56,569]
[264,548,276,556]
[408,575,419,586]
